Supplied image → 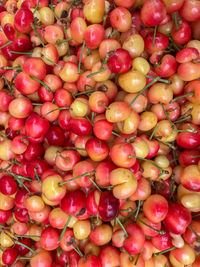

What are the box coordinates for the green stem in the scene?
[129,155,164,174]
[161,103,174,126]
[16,178,31,193]
[135,200,142,221]
[63,24,70,56]
[149,124,158,140]
[8,171,32,181]
[15,234,40,238]
[33,0,40,14]
[152,25,157,47]
[64,147,86,151]
[116,217,128,238]
[112,131,121,137]
[129,77,160,107]
[137,218,166,235]
[10,51,32,55]
[58,215,72,242]
[30,75,50,91]
[88,177,102,192]
[121,248,133,262]
[0,41,13,49]
[174,115,191,124]
[145,75,171,84]
[174,12,179,31]
[188,225,200,241]
[42,56,64,68]
[74,90,95,96]
[154,247,176,256]
[15,241,37,254]
[59,171,95,186]
[42,106,70,118]
[32,24,45,47]
[78,41,85,74]
[34,168,41,184]
[172,92,194,102]
[87,67,109,78]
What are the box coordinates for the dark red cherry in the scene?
[0,174,17,195]
[14,8,34,34]
[98,191,120,221]
[46,125,66,146]
[2,248,19,265]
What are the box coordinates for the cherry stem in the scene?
[72,239,84,258]
[129,77,160,107]
[87,67,109,78]
[33,0,40,14]
[172,141,178,166]
[78,41,85,74]
[129,155,164,174]
[16,178,31,193]
[0,224,10,229]
[192,213,200,219]
[88,177,102,192]
[42,56,64,68]
[74,90,95,96]
[50,0,58,20]
[174,115,191,124]
[116,217,129,238]
[34,167,41,184]
[125,136,136,142]
[173,12,179,31]
[15,241,37,254]
[99,102,109,110]
[0,40,13,49]
[8,171,32,181]
[112,131,121,137]
[152,25,157,47]
[10,51,32,55]
[134,250,143,265]
[31,24,45,47]
[2,74,12,92]
[121,248,133,262]
[64,147,86,151]
[42,106,71,118]
[149,124,158,140]
[0,247,3,252]
[135,200,142,221]
[63,24,70,56]
[191,155,200,158]
[137,218,166,235]
[154,246,176,256]
[171,92,194,102]
[59,171,95,186]
[1,66,21,70]
[145,75,171,84]
[161,103,174,126]
[188,225,200,241]
[30,75,51,92]
[58,215,72,242]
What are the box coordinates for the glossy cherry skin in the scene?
[24,143,44,161]
[141,0,167,27]
[70,117,92,136]
[15,238,32,256]
[45,125,66,146]
[0,174,17,195]
[25,112,50,139]
[98,191,120,221]
[40,227,60,251]
[2,248,19,265]
[14,8,34,33]
[107,48,132,74]
[164,202,192,235]
[60,190,87,216]
[0,209,11,224]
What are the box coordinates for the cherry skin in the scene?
[60,189,86,216]
[40,226,60,251]
[2,248,19,265]
[98,191,120,221]
[0,174,17,195]
[164,202,192,235]
[107,48,132,74]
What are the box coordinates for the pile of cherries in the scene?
[0,0,200,266]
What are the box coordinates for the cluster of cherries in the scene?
[0,0,200,266]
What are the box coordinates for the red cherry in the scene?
[14,8,34,34]
[2,248,19,265]
[107,48,132,74]
[98,191,120,221]
[0,174,17,195]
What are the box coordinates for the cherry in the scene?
[46,125,66,146]
[0,174,17,195]
[40,226,60,251]
[164,202,192,235]
[25,112,50,139]
[0,209,11,224]
[98,191,120,221]
[60,190,86,216]
[2,248,19,265]
[69,117,92,136]
[15,237,32,256]
[107,48,132,74]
